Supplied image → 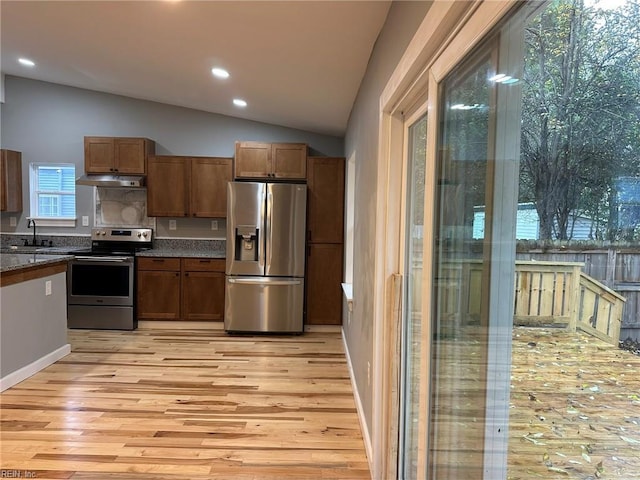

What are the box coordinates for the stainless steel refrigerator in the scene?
[225,181,307,333]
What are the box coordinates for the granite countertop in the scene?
[1,246,89,255]
[1,254,74,274]
[136,249,225,259]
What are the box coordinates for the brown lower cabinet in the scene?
[305,243,344,325]
[181,258,225,320]
[137,257,225,321]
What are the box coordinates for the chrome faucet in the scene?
[27,218,37,246]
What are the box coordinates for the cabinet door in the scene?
[272,143,307,179]
[182,270,225,320]
[306,243,344,325]
[137,269,181,319]
[115,138,151,174]
[147,156,188,217]
[307,157,345,244]
[190,157,233,217]
[84,137,115,173]
[1,150,22,212]
[234,141,271,179]
[0,150,5,211]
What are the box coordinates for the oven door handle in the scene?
[74,256,132,263]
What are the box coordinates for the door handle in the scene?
[228,278,301,286]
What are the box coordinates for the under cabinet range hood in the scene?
[76,174,146,187]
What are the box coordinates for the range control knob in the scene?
[137,232,142,238]
[142,231,148,238]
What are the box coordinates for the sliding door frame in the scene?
[371,2,519,478]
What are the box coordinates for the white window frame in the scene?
[29,162,77,227]
[372,1,519,478]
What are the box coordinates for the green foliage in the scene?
[520,0,640,241]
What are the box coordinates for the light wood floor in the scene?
[0,328,370,480]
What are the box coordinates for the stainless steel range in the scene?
[67,227,152,330]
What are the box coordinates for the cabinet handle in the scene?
[199,260,210,263]
[175,272,179,277]
[185,272,189,277]
[152,259,164,263]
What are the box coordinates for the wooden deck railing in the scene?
[514,261,626,345]
[432,260,626,345]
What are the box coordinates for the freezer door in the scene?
[265,183,307,277]
[226,182,266,276]
[224,276,304,333]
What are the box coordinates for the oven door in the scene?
[67,256,134,306]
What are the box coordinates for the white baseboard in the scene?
[342,328,374,476]
[0,344,71,392]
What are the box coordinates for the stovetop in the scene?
[88,227,153,255]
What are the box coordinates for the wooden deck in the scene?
[508,327,640,479]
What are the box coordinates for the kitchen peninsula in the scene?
[0,253,72,391]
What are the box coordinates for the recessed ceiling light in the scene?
[211,67,230,79]
[233,99,247,108]
[18,58,35,67]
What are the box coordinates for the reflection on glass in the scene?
[428,53,494,478]
[400,114,427,478]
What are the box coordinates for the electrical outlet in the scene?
[82,216,89,226]
[169,219,177,231]
[367,362,371,386]
[45,280,52,296]
[211,220,218,231]
[9,217,16,227]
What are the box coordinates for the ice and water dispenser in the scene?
[234,226,259,262]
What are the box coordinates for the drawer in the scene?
[137,257,181,271]
[183,258,226,272]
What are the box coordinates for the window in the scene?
[29,163,76,226]
[388,0,640,477]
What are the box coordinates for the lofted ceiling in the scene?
[0,1,391,137]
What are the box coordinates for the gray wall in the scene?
[343,1,431,438]
[0,271,68,378]
[0,75,343,236]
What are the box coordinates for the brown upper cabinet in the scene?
[234,141,307,180]
[84,136,155,175]
[1,149,23,212]
[306,156,345,244]
[147,156,232,218]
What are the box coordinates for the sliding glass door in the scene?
[396,6,525,477]
[428,41,499,478]
[399,112,427,478]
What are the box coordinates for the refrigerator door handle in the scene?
[228,278,302,286]
[265,189,273,273]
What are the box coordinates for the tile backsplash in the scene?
[95,187,155,228]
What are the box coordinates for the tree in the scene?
[520,0,640,241]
